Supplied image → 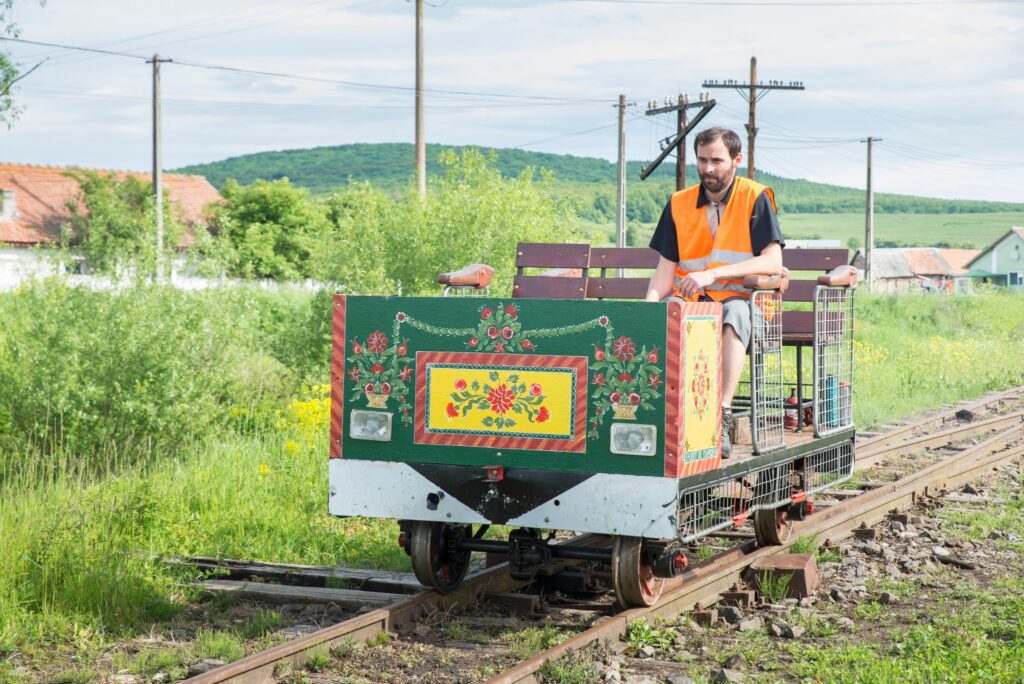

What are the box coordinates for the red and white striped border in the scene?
[413,351,588,453]
[329,294,347,458]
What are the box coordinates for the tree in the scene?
[1,1,45,128]
[312,149,582,295]
[209,178,330,280]
[64,170,182,277]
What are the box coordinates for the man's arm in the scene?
[645,256,678,302]
[674,242,784,300]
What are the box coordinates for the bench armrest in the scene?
[817,265,858,288]
[437,263,495,287]
[742,269,791,292]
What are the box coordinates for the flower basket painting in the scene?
[347,330,414,425]
[587,317,663,440]
[446,372,548,430]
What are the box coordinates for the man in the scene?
[645,127,784,457]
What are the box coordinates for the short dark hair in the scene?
[694,127,742,158]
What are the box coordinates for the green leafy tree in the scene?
[1,1,45,127]
[64,170,182,277]
[209,178,330,280]
[312,148,582,295]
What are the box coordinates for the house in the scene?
[962,227,1024,292]
[0,163,221,247]
[851,247,981,294]
[0,163,222,289]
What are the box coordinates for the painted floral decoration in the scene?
[347,330,414,425]
[446,371,547,430]
[588,322,662,439]
[690,349,712,420]
[466,303,535,353]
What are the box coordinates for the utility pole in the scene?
[703,56,804,180]
[616,94,627,250]
[414,0,426,198]
[644,95,709,190]
[862,136,880,293]
[148,54,172,281]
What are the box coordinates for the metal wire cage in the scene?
[813,286,855,437]
[676,459,795,543]
[801,440,855,495]
[749,290,785,453]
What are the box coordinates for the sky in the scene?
[2,0,1024,202]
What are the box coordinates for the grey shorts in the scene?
[665,296,751,349]
[721,297,751,349]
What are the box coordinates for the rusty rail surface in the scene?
[185,388,1023,684]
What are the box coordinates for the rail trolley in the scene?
[328,249,858,607]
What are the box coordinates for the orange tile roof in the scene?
[0,163,222,247]
[935,248,981,276]
[900,248,950,276]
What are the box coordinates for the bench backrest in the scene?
[511,243,850,342]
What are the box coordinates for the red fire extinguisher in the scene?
[784,388,799,429]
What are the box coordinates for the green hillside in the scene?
[174,143,1024,224]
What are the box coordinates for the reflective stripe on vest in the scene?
[670,176,776,302]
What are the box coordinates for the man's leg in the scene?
[720,324,746,406]
[719,299,752,458]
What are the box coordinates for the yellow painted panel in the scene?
[683,316,719,461]
[426,365,574,437]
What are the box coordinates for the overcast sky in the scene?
[3,0,1024,202]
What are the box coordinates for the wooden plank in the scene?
[515,242,590,269]
[589,247,660,270]
[783,248,849,272]
[512,275,587,300]
[784,280,819,302]
[585,277,649,300]
[202,580,406,608]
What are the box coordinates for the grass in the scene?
[756,570,793,604]
[504,625,569,660]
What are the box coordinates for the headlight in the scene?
[350,410,393,441]
[610,423,657,456]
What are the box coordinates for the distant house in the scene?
[0,163,221,247]
[0,163,222,289]
[962,227,1024,293]
[851,247,980,294]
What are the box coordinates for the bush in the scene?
[0,280,327,467]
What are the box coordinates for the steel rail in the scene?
[185,389,1023,684]
[184,535,606,684]
[488,424,1024,683]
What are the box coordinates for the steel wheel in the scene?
[754,506,793,546]
[409,521,472,593]
[612,536,664,609]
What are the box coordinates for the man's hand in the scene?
[676,270,717,299]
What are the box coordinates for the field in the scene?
[0,281,1022,681]
[614,212,1024,251]
[781,211,1024,248]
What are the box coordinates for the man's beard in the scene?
[701,172,731,194]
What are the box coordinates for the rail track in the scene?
[185,386,1024,684]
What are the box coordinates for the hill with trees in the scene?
[175,143,1024,224]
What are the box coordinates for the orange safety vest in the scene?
[670,176,777,302]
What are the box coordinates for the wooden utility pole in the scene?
[616,94,627,250]
[644,95,710,190]
[414,0,426,197]
[703,56,804,180]
[863,136,880,292]
[148,54,171,281]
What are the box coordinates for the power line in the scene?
[1,35,614,104]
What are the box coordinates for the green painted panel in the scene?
[340,296,670,476]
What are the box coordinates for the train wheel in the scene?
[409,521,472,593]
[754,506,793,546]
[612,536,664,609]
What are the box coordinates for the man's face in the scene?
[696,138,741,195]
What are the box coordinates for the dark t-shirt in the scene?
[649,180,784,262]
